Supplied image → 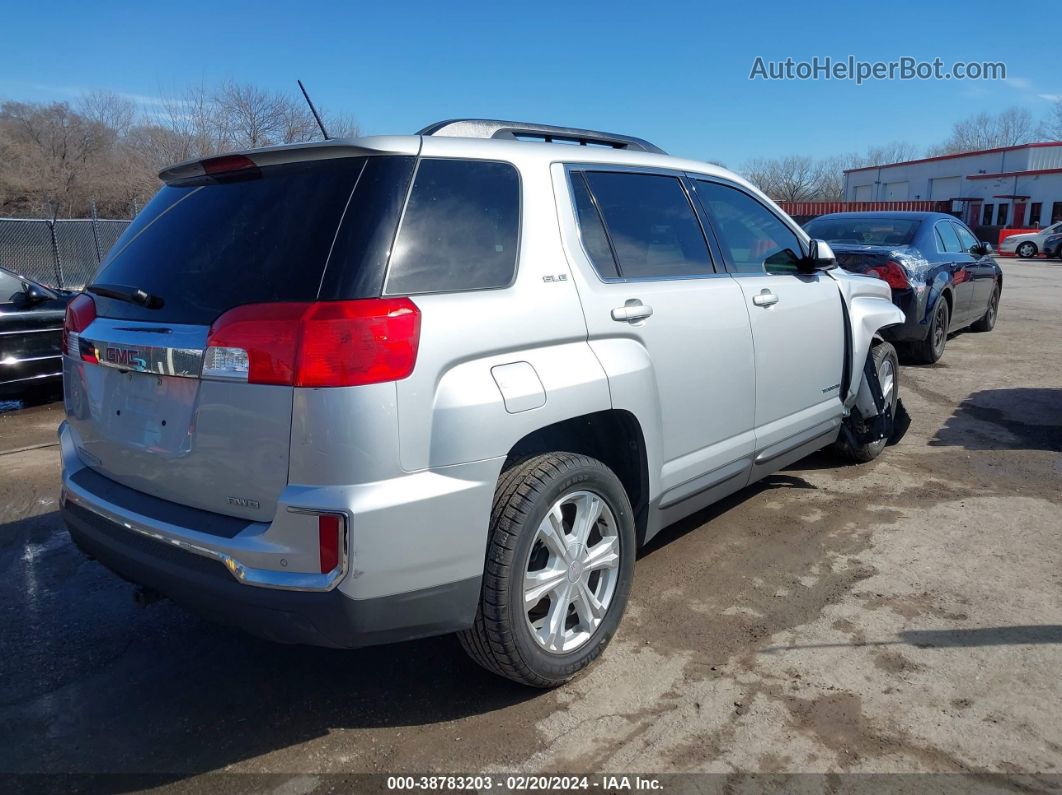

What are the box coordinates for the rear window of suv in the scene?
[92,158,382,325]
[91,154,520,324]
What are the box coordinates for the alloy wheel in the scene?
[523,490,620,654]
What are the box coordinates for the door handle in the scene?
[752,289,779,307]
[611,300,654,323]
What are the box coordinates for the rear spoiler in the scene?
[158,136,420,184]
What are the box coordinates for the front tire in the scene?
[834,342,899,463]
[1016,241,1037,259]
[459,453,636,687]
[910,298,949,364]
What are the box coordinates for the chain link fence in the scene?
[0,215,132,291]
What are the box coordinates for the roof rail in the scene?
[417,118,667,155]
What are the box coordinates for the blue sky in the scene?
[0,0,1054,168]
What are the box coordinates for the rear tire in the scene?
[834,342,899,463]
[970,283,1000,332]
[911,298,949,364]
[459,453,636,688]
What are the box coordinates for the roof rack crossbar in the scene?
[417,119,666,155]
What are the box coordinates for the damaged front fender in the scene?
[830,270,906,408]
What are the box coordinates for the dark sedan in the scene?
[803,212,1002,363]
[0,266,73,397]
[1045,233,1062,259]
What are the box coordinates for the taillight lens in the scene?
[62,294,97,361]
[866,261,910,289]
[203,298,421,388]
[318,514,341,574]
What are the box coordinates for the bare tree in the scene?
[0,81,360,218]
[928,106,1034,155]
[742,155,822,202]
[1038,99,1062,142]
[78,90,137,136]
[859,141,922,167]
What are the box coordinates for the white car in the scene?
[999,221,1062,258]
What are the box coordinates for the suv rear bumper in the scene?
[59,420,500,648]
[63,496,479,647]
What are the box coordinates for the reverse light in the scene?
[62,293,97,362]
[865,261,910,290]
[203,298,421,388]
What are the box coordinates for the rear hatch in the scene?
[64,151,415,520]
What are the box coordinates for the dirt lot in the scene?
[1,258,1060,789]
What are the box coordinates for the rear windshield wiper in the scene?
[87,283,165,310]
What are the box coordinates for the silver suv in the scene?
[60,119,904,687]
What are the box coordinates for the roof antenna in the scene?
[297,79,330,140]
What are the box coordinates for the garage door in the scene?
[884,181,909,200]
[930,177,961,201]
[853,184,873,201]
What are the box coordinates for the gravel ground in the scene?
[0,258,1059,790]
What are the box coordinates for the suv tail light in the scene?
[865,261,910,289]
[203,298,421,387]
[62,294,97,361]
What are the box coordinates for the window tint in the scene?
[384,159,519,295]
[936,221,963,253]
[570,173,618,278]
[952,223,979,253]
[582,171,711,279]
[91,158,368,324]
[694,180,803,274]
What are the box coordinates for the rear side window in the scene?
[581,171,712,279]
[570,173,619,279]
[92,158,370,324]
[694,180,803,274]
[384,159,520,295]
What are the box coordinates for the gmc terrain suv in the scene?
[61,119,904,687]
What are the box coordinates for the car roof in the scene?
[160,133,764,206]
[157,131,805,242]
[810,211,958,221]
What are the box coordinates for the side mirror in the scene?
[975,242,994,256]
[800,239,837,273]
[20,281,57,305]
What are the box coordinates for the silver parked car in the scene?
[60,119,904,686]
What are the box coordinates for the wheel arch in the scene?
[504,409,651,547]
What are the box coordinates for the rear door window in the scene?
[92,158,372,324]
[580,171,712,279]
[383,159,520,295]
